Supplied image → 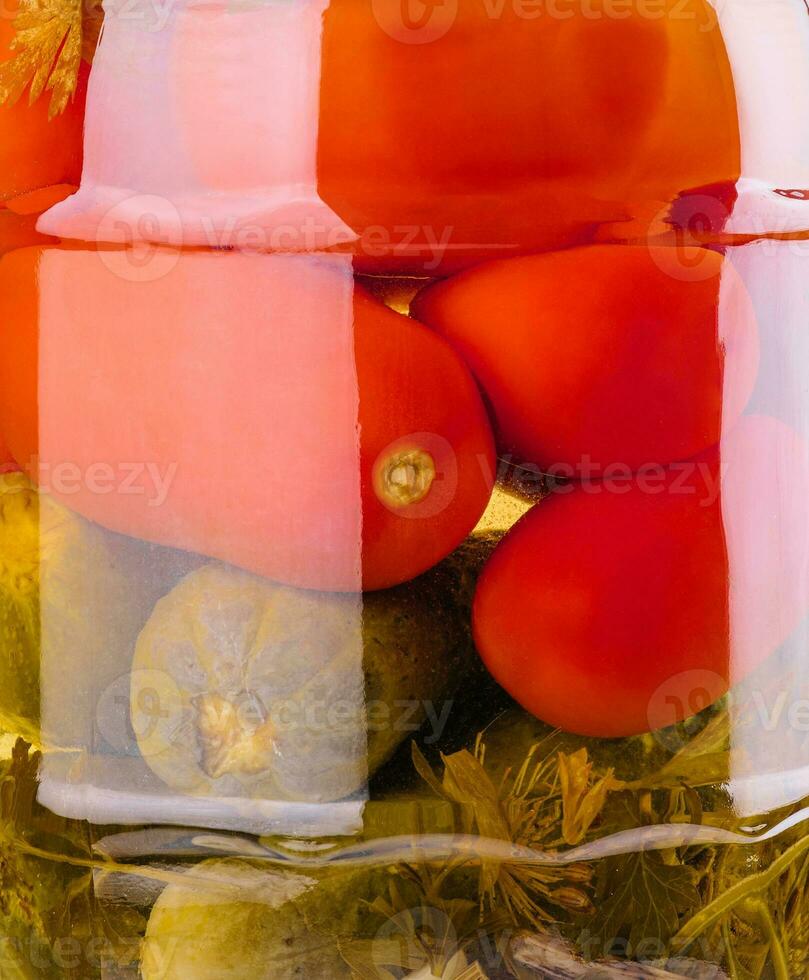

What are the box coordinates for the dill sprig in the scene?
[0,0,103,117]
[411,736,617,929]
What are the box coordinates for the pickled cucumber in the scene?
[131,537,495,804]
[0,473,198,747]
[0,473,40,741]
[141,859,388,980]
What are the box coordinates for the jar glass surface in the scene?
[1,1,809,977]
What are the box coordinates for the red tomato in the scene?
[0,245,494,591]
[0,184,71,260]
[0,9,88,201]
[0,211,56,472]
[317,0,739,273]
[413,245,759,473]
[0,208,52,259]
[0,431,13,468]
[332,183,617,277]
[473,415,809,737]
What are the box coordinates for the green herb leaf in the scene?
[628,713,731,791]
[589,848,701,952]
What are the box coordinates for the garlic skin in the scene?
[131,564,368,804]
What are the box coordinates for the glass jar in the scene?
[1,1,809,977]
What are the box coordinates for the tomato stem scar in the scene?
[375,448,436,508]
